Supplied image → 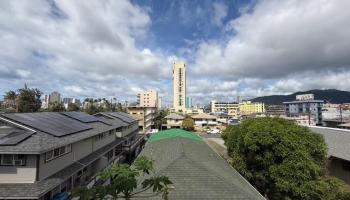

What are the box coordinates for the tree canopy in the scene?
[222,117,350,200]
[67,102,80,111]
[182,117,195,131]
[3,85,43,113]
[72,156,173,200]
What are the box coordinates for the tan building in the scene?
[164,113,185,129]
[191,113,218,130]
[137,90,160,108]
[127,106,156,133]
[172,61,186,113]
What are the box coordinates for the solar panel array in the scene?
[61,112,103,123]
[108,112,136,124]
[2,112,92,137]
[0,128,35,145]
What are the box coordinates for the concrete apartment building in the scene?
[137,90,161,108]
[172,61,186,113]
[210,101,240,118]
[239,101,265,115]
[127,106,156,133]
[0,111,145,199]
[48,91,61,104]
[283,94,324,125]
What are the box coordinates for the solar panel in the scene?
[61,112,103,123]
[2,113,92,137]
[0,128,34,145]
[116,112,137,120]
[108,112,136,124]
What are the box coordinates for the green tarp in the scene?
[149,129,203,143]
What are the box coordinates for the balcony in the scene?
[122,134,145,153]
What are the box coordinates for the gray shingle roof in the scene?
[137,134,265,199]
[310,126,350,161]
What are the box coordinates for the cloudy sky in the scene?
[1,0,350,105]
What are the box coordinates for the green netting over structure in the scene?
[149,129,203,143]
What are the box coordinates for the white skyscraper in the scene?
[172,61,186,112]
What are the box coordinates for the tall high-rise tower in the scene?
[172,61,186,112]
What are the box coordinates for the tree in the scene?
[222,117,350,200]
[47,102,65,112]
[83,104,101,115]
[72,156,173,200]
[67,102,80,111]
[153,109,169,130]
[17,86,42,112]
[182,117,194,131]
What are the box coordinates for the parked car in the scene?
[207,129,220,134]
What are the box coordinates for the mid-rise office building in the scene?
[265,105,285,116]
[0,111,144,199]
[283,94,324,125]
[172,62,186,113]
[210,101,240,118]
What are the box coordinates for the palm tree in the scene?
[4,90,17,108]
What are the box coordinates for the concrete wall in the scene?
[328,157,350,184]
[0,155,37,183]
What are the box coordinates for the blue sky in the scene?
[0,0,350,106]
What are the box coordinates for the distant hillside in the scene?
[250,89,350,105]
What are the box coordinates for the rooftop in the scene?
[191,113,217,120]
[137,129,264,199]
[164,113,185,120]
[309,126,350,161]
[0,112,133,154]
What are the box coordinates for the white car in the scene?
[207,129,220,134]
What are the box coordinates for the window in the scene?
[45,144,72,162]
[0,154,26,166]
[1,154,14,165]
[104,150,114,161]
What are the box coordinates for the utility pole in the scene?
[340,104,343,123]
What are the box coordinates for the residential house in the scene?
[164,113,184,129]
[191,113,217,130]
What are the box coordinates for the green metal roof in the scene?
[149,129,203,143]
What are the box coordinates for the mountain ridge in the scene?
[250,89,350,105]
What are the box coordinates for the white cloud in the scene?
[193,0,350,79]
[0,0,173,100]
[212,2,228,26]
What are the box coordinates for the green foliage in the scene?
[182,117,194,131]
[16,86,42,112]
[67,102,80,111]
[47,102,65,112]
[222,117,348,200]
[72,156,173,200]
[154,109,169,129]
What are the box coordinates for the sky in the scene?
[1,0,350,106]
